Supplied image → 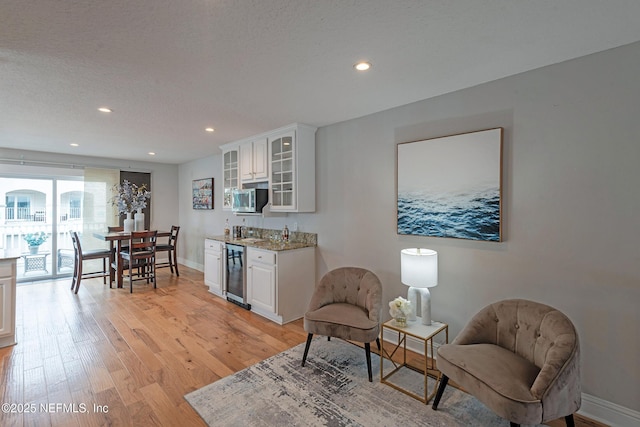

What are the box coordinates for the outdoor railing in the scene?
[4,207,82,222]
[1,221,108,253]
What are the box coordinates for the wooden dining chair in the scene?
[119,230,158,293]
[70,231,111,294]
[156,225,180,276]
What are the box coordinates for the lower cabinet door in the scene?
[248,262,276,313]
[204,250,223,295]
[0,276,14,338]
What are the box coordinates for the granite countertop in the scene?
[207,235,316,252]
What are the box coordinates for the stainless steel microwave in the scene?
[231,188,269,213]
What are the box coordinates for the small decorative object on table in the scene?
[112,180,151,232]
[389,296,412,327]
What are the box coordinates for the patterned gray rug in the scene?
[185,338,537,426]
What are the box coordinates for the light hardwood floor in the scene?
[0,266,605,427]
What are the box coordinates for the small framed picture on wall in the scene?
[192,178,214,209]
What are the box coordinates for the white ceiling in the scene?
[2,0,640,164]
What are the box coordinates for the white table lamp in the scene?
[401,248,438,325]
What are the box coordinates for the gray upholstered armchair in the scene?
[301,267,383,382]
[432,299,581,427]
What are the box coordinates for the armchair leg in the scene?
[376,337,381,351]
[510,423,519,427]
[364,342,372,382]
[301,333,313,367]
[432,374,449,409]
[565,414,575,427]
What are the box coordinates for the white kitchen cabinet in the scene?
[269,123,316,212]
[0,256,17,348]
[247,249,276,313]
[204,239,224,297]
[220,123,316,213]
[240,138,268,182]
[246,246,315,325]
[222,148,240,210]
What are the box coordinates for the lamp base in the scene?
[407,286,433,325]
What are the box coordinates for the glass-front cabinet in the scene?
[270,132,295,210]
[221,123,317,213]
[268,123,317,212]
[222,149,239,210]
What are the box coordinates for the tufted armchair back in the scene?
[302,267,383,382]
[452,299,580,401]
[306,267,383,323]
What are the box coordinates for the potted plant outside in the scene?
[23,232,48,254]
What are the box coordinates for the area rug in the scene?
[185,338,541,426]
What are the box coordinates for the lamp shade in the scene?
[401,248,438,288]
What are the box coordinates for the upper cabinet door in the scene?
[268,124,316,212]
[252,138,268,180]
[240,138,268,182]
[269,132,296,211]
[240,143,253,182]
[222,149,239,210]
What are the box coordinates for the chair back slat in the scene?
[128,230,157,252]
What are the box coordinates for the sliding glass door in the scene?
[1,167,144,283]
[1,175,83,282]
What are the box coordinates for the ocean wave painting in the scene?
[397,128,503,242]
[397,187,500,241]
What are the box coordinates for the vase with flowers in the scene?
[112,180,151,232]
[23,231,48,254]
[389,296,412,327]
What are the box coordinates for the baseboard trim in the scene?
[179,257,202,272]
[578,393,640,427]
[380,331,640,427]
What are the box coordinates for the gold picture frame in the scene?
[397,128,503,241]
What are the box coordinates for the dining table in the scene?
[93,230,171,288]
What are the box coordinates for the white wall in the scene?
[179,41,640,418]
[177,155,222,270]
[315,43,640,414]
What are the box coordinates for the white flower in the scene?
[111,180,151,214]
[389,296,412,318]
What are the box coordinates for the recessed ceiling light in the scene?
[98,107,113,113]
[70,143,79,147]
[354,61,372,71]
[205,127,215,132]
[148,152,156,156]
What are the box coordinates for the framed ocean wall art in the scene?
[397,128,503,242]
[193,178,214,209]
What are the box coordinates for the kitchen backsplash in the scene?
[246,227,317,245]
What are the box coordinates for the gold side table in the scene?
[380,318,448,404]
